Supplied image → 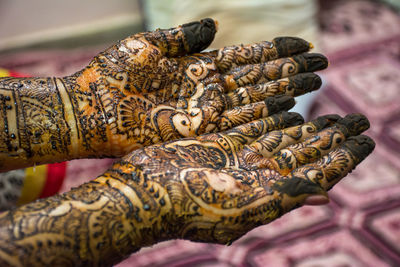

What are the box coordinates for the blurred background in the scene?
[1,0,400,266]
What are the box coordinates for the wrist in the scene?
[62,72,114,158]
[104,160,175,244]
[0,76,78,170]
[65,66,147,158]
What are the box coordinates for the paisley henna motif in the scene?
[0,113,374,266]
[0,18,328,171]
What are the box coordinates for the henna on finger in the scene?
[117,18,217,59]
[210,111,304,151]
[239,114,341,169]
[0,18,328,173]
[221,53,328,90]
[244,114,370,175]
[204,36,312,72]
[226,73,322,106]
[144,111,304,170]
[288,135,375,191]
[218,95,295,131]
[193,134,375,235]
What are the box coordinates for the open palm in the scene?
[0,108,375,266]
[113,110,374,244]
[67,18,328,156]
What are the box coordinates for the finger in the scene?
[262,135,374,216]
[141,18,217,57]
[229,135,374,230]
[293,135,375,190]
[218,95,296,131]
[221,53,328,91]
[203,37,312,72]
[240,114,341,168]
[247,114,370,175]
[152,92,298,141]
[199,112,304,149]
[226,73,322,106]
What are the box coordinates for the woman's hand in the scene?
[117,112,373,244]
[66,18,327,156]
[0,18,327,170]
[0,109,374,266]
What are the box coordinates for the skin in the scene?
[0,18,328,171]
[0,112,375,267]
[0,18,375,266]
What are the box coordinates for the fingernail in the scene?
[304,195,330,205]
[182,18,217,53]
[288,73,322,96]
[273,37,310,56]
[264,95,295,113]
[344,135,375,163]
[281,111,304,126]
[294,53,329,72]
[312,114,342,129]
[337,114,370,136]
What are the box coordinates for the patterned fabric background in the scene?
[0,0,399,266]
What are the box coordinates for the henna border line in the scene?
[53,77,71,156]
[58,78,81,157]
[59,78,80,139]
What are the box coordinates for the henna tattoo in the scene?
[206,36,312,73]
[0,114,374,266]
[226,73,321,106]
[0,77,74,170]
[221,53,328,90]
[0,174,147,266]
[290,135,375,190]
[246,113,369,175]
[0,19,330,171]
[211,41,279,72]
[239,114,341,169]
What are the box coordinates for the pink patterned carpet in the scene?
[1,1,399,266]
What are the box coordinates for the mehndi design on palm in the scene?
[0,18,328,171]
[0,110,375,266]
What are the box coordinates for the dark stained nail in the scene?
[264,95,295,114]
[281,111,304,127]
[336,113,370,136]
[272,176,325,197]
[182,18,217,53]
[344,135,375,163]
[293,53,329,72]
[288,73,322,96]
[273,37,311,57]
[311,114,342,130]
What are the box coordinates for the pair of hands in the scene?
[71,18,373,250]
[82,18,374,242]
[67,18,346,207]
[0,18,375,266]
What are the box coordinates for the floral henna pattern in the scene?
[0,18,328,171]
[0,77,74,171]
[253,114,371,175]
[0,113,374,266]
